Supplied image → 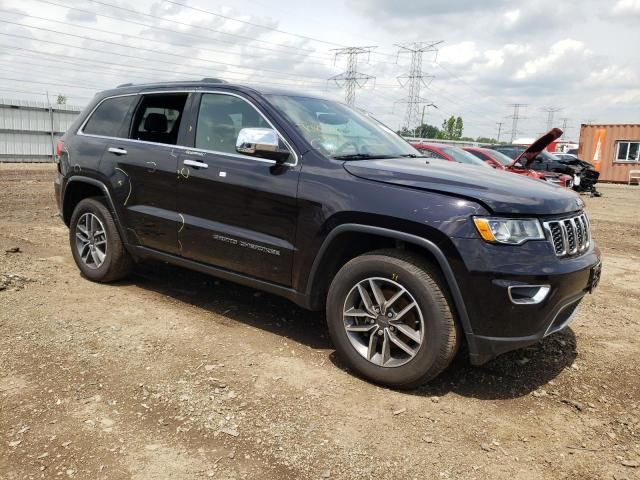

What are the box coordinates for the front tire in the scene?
[326,249,459,388]
[69,197,132,282]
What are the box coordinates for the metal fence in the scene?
[0,98,81,163]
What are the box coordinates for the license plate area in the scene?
[588,262,602,293]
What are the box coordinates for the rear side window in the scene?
[82,96,136,137]
[130,93,189,145]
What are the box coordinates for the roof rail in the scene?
[200,78,227,83]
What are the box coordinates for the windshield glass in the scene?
[440,147,489,167]
[486,149,515,166]
[266,95,419,159]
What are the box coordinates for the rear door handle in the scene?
[183,159,208,169]
[108,147,128,156]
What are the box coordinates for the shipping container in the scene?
[578,124,640,183]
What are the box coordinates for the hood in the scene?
[513,128,563,168]
[343,157,583,215]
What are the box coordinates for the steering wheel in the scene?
[334,141,360,156]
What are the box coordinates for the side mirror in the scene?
[236,128,291,163]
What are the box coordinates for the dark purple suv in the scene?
[54,79,601,388]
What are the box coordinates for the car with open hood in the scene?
[489,130,600,194]
[54,79,602,388]
[463,135,574,189]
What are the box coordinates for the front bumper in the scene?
[449,237,601,365]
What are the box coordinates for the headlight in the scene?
[473,217,545,245]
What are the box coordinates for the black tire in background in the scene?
[326,249,459,389]
[69,197,132,282]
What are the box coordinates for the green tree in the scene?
[441,116,456,140]
[56,94,67,105]
[414,123,440,139]
[454,116,463,139]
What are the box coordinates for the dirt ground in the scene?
[1,163,639,480]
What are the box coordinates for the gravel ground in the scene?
[1,163,639,480]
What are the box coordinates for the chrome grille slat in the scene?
[543,212,591,257]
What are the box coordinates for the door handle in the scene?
[108,147,128,156]
[183,159,208,169]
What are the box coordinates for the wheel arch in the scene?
[305,224,474,342]
[63,176,128,243]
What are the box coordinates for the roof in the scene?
[98,78,314,101]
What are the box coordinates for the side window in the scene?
[130,93,188,145]
[195,93,270,155]
[82,96,136,137]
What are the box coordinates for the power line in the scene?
[164,0,345,48]
[0,7,334,69]
[81,0,332,56]
[507,104,527,143]
[394,41,442,130]
[0,43,323,89]
[0,18,328,81]
[329,47,376,106]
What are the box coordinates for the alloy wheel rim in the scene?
[342,277,424,368]
[75,213,107,269]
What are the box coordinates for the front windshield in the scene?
[266,95,420,159]
[440,146,489,167]
[487,149,516,166]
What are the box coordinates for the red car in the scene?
[463,142,574,189]
[411,142,492,168]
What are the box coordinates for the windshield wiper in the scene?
[332,153,397,160]
[398,153,427,158]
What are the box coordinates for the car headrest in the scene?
[144,113,168,133]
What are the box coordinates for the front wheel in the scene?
[69,197,132,282]
[326,249,459,388]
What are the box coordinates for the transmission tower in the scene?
[542,107,563,130]
[395,41,442,131]
[496,122,504,142]
[329,46,377,106]
[507,104,527,143]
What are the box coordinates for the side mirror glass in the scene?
[236,128,290,163]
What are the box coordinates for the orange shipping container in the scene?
[578,124,640,183]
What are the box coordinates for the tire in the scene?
[69,197,132,282]
[326,249,459,389]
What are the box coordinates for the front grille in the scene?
[543,213,590,257]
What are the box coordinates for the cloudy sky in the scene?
[0,0,638,140]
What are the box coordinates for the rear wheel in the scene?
[69,197,132,282]
[326,249,459,388]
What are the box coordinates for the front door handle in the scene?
[184,159,208,169]
[108,147,128,156]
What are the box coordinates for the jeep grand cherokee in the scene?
[54,79,602,388]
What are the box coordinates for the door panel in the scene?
[107,92,191,254]
[109,141,180,254]
[177,149,299,285]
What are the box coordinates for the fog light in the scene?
[508,285,550,305]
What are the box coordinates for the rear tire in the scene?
[69,197,132,282]
[326,249,459,388]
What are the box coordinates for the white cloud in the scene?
[611,0,640,16]
[515,39,587,80]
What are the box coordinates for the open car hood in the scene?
[513,128,563,168]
